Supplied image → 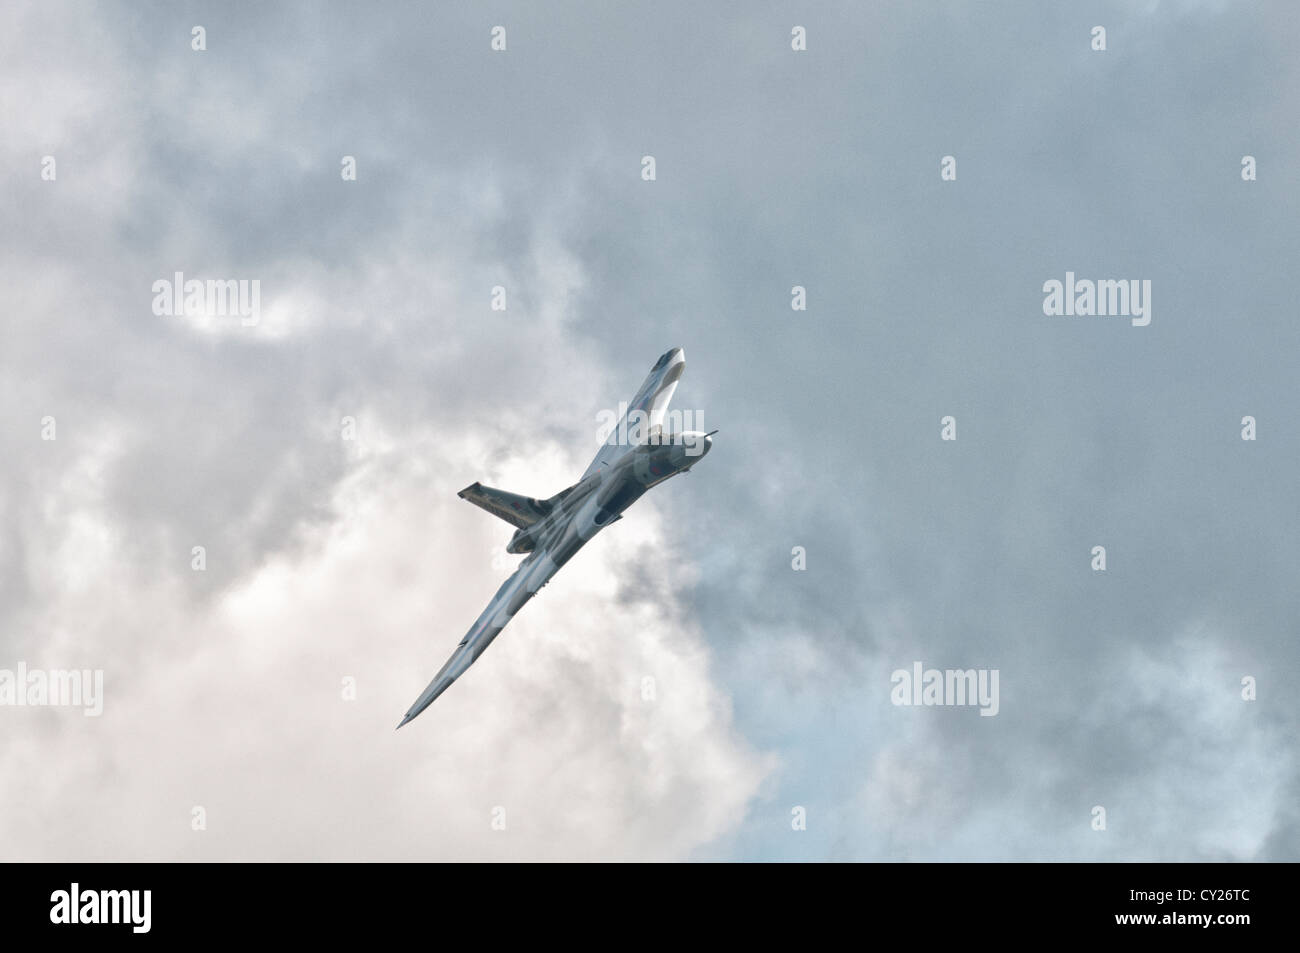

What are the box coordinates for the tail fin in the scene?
[457,482,558,530]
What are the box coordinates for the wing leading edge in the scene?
[398,543,564,727]
[582,347,684,479]
[458,482,552,530]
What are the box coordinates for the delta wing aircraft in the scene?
[398,347,713,727]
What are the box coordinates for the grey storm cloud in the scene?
[1,0,1296,860]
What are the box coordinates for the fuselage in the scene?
[506,430,713,565]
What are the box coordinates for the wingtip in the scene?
[396,714,413,730]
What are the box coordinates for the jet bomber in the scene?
[398,347,712,727]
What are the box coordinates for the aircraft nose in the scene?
[685,431,712,461]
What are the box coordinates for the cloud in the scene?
[2,0,1296,861]
[1,404,769,860]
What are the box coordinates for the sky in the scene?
[1,0,1296,861]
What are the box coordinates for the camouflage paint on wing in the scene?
[397,546,562,726]
[581,347,685,479]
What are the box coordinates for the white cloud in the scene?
[0,429,769,860]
